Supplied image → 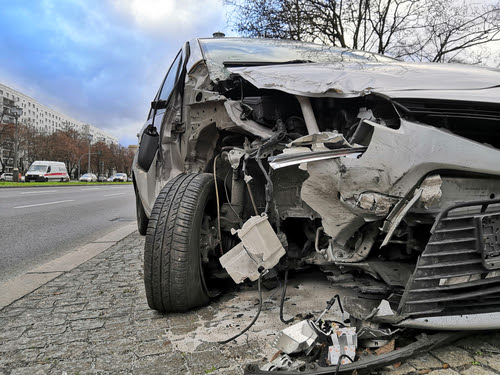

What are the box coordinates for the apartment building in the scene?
[0,82,118,145]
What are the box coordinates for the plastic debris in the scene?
[328,326,357,365]
[272,320,318,354]
[260,354,305,371]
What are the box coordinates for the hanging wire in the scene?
[334,354,354,375]
[279,269,294,324]
[218,272,264,344]
[212,154,223,256]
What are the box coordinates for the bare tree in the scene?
[225,0,500,65]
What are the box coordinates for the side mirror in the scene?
[47,166,51,173]
[137,125,159,172]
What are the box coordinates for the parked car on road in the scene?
[111,173,127,182]
[79,173,97,182]
[0,173,13,181]
[132,36,500,333]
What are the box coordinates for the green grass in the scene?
[0,181,132,187]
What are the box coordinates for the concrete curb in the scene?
[0,222,137,310]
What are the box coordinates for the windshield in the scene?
[28,165,47,172]
[81,174,90,178]
[199,38,395,67]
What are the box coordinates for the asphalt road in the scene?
[0,184,136,283]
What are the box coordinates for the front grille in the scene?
[399,199,500,318]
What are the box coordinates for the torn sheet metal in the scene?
[380,188,422,247]
[228,61,500,98]
[286,131,354,148]
[268,147,366,170]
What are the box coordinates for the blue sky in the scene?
[0,0,231,146]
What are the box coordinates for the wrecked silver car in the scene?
[132,36,500,338]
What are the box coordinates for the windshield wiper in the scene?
[223,59,313,67]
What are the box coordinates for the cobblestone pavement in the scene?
[1,232,500,375]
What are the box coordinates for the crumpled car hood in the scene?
[228,61,500,100]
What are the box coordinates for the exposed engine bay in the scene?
[180,64,500,331]
[133,37,500,374]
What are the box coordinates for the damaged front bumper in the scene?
[395,198,500,330]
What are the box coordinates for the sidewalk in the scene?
[1,230,500,374]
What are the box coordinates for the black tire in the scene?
[144,173,220,312]
[136,194,149,235]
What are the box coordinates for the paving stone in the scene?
[484,334,500,350]
[132,352,187,374]
[48,330,88,346]
[0,348,40,365]
[10,364,53,375]
[90,338,136,356]
[482,355,500,373]
[52,303,87,314]
[433,346,474,368]
[67,310,103,321]
[0,326,27,341]
[460,366,499,375]
[70,318,105,331]
[24,323,68,337]
[134,340,172,358]
[428,370,461,375]
[379,363,418,375]
[94,353,135,371]
[185,347,238,374]
[53,357,94,373]
[408,353,444,370]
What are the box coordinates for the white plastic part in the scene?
[273,320,318,354]
[220,214,286,284]
[219,243,261,283]
[329,327,357,365]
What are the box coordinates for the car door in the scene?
[136,43,189,214]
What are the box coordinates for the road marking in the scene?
[14,200,75,209]
[103,193,126,197]
[20,190,57,194]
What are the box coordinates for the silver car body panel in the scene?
[227,62,500,98]
[397,312,500,330]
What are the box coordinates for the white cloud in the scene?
[110,0,227,35]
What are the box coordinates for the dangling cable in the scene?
[212,154,223,256]
[334,354,354,375]
[218,272,264,344]
[279,269,294,324]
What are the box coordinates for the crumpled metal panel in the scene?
[228,61,500,98]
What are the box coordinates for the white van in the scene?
[25,161,70,182]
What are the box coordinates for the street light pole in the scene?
[87,133,93,173]
[11,106,23,182]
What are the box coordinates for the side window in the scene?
[159,50,182,101]
[147,50,183,120]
